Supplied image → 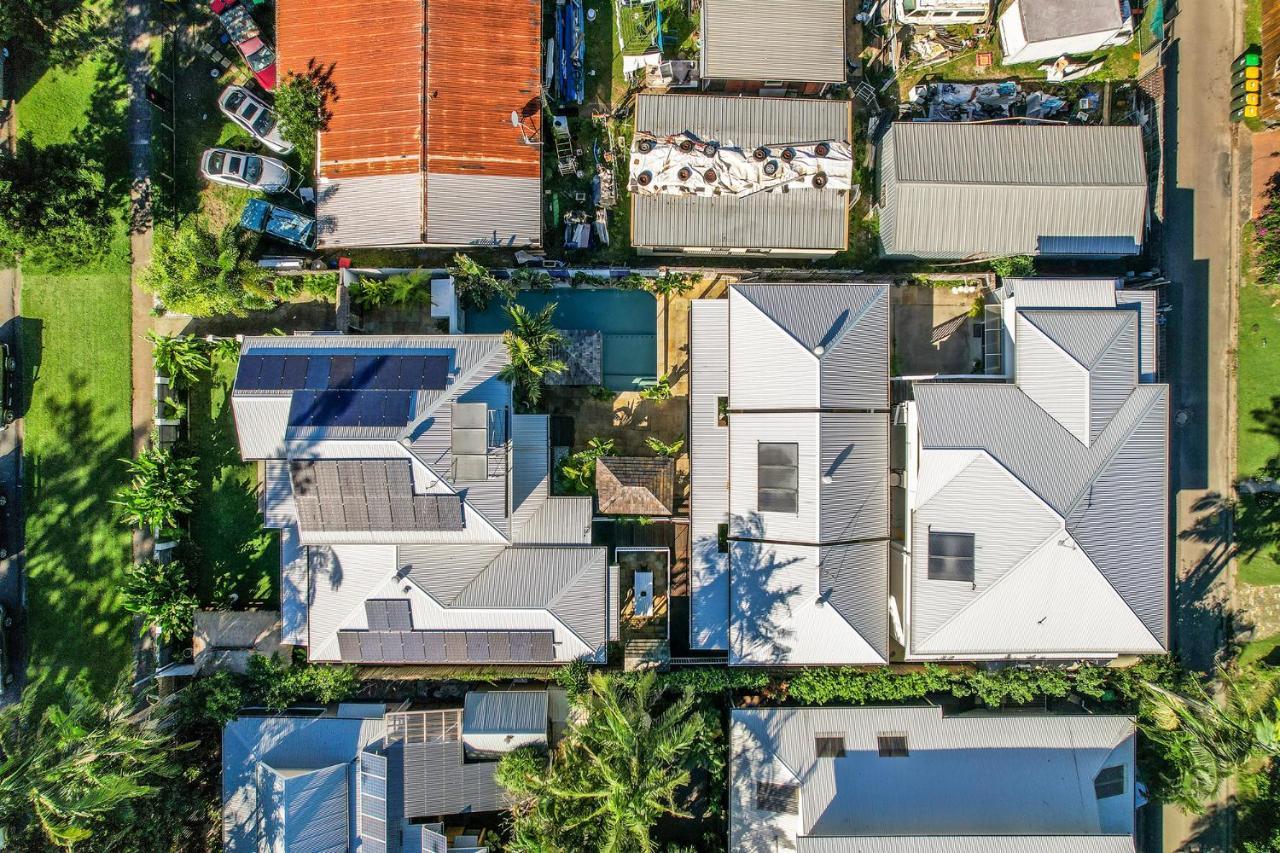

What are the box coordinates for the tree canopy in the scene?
[0,138,116,270]
[497,671,717,852]
[141,218,274,317]
[0,677,194,849]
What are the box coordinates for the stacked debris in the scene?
[627,133,854,198]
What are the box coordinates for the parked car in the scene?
[0,344,15,430]
[209,0,277,90]
[200,148,290,192]
[0,603,12,686]
[239,198,317,251]
[218,84,293,154]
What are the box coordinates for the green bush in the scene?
[554,437,614,495]
[244,652,359,711]
[274,64,335,170]
[788,664,957,705]
[449,254,515,311]
[120,559,198,641]
[990,255,1036,278]
[113,442,199,531]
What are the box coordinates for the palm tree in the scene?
[146,331,210,386]
[0,677,194,848]
[112,442,199,531]
[121,559,198,641]
[448,253,515,311]
[1140,670,1279,812]
[499,302,566,409]
[645,434,684,458]
[498,671,711,853]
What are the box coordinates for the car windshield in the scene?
[207,150,226,173]
[224,90,246,111]
[247,43,275,72]
[252,109,277,136]
[244,156,263,184]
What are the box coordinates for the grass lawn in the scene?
[20,271,134,696]
[17,44,135,695]
[1240,632,1280,668]
[1236,224,1280,586]
[182,356,278,607]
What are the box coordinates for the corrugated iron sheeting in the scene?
[701,0,845,83]
[316,173,425,248]
[426,0,542,178]
[424,172,541,247]
[277,0,424,180]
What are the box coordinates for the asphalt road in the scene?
[1160,0,1242,848]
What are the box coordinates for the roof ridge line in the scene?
[733,286,821,364]
[1062,385,1166,516]
[1054,528,1163,652]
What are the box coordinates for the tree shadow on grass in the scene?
[20,363,133,697]
[177,362,277,607]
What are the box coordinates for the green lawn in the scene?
[20,271,134,696]
[17,46,135,695]
[1240,632,1280,668]
[1236,225,1280,587]
[183,356,278,606]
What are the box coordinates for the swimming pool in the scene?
[463,289,658,391]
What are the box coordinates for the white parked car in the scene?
[200,148,290,192]
[217,85,293,154]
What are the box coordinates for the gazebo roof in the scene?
[596,456,675,516]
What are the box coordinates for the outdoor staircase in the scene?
[624,637,670,671]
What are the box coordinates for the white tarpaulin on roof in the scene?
[628,132,853,198]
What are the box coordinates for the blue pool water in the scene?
[463,289,658,391]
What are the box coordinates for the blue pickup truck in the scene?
[239,198,316,251]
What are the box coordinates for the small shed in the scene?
[596,456,675,516]
[998,0,1134,66]
[462,691,550,759]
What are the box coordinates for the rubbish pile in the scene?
[627,133,854,198]
[905,81,1079,122]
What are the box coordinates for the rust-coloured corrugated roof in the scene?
[277,0,424,180]
[426,0,542,178]
[278,0,540,181]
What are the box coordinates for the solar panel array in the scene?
[366,599,413,630]
[358,750,388,853]
[290,460,465,532]
[288,389,414,428]
[336,630,556,663]
[237,353,449,392]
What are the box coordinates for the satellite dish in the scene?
[510,110,521,128]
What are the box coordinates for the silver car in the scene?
[218,84,293,154]
[200,147,290,192]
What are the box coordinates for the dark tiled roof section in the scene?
[595,456,675,516]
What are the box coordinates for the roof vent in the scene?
[781,147,796,162]
[813,172,828,189]
[813,344,825,355]
[637,138,655,153]
[752,146,769,161]
[678,166,692,181]
[637,170,653,186]
[704,141,719,156]
[815,142,831,157]
[678,138,695,153]
[703,169,717,184]
[763,160,779,177]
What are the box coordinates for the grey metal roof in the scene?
[877,123,1146,259]
[911,300,1169,655]
[462,691,549,735]
[1004,277,1121,307]
[730,707,1136,851]
[819,541,889,658]
[291,459,465,534]
[223,713,386,852]
[734,284,890,409]
[632,95,851,252]
[819,413,890,542]
[689,299,731,652]
[1018,0,1124,42]
[700,0,846,83]
[424,172,541,247]
[316,172,425,249]
[388,709,506,818]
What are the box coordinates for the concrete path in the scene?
[1160,0,1244,847]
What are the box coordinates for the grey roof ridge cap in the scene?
[1061,384,1167,515]
[545,547,611,649]
[894,176,1145,189]
[818,286,885,364]
[912,523,1065,650]
[1051,526,1164,653]
[814,587,890,662]
[1022,307,1138,371]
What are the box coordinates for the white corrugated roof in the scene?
[730,706,1137,852]
[700,0,846,83]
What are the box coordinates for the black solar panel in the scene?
[288,390,414,428]
[336,630,557,662]
[366,599,413,631]
[238,352,449,393]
